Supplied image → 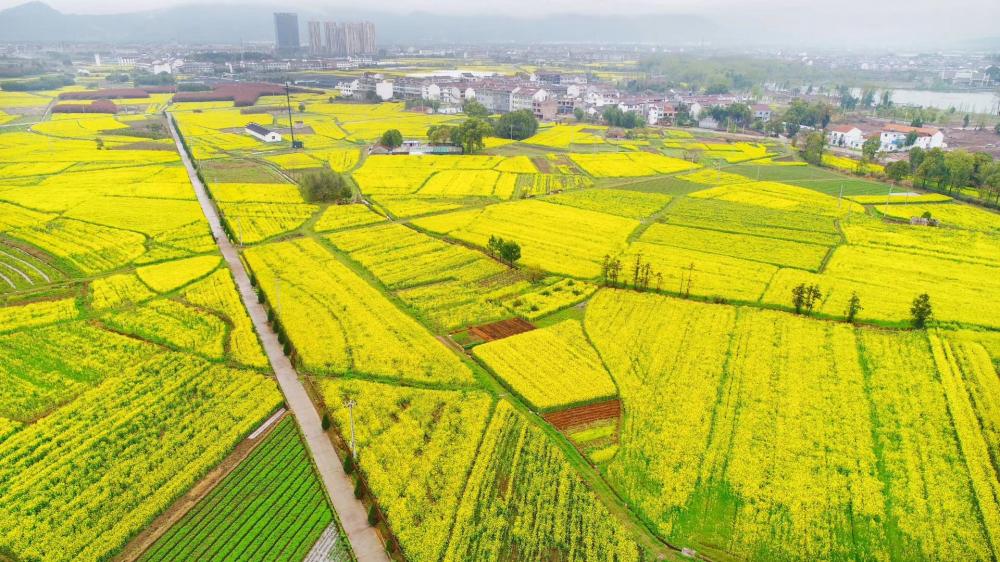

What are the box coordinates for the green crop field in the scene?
[140,418,339,562]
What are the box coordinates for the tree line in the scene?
[790,283,933,328]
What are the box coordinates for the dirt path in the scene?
[167,115,389,562]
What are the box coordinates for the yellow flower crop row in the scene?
[848,193,951,204]
[135,255,221,293]
[0,351,281,562]
[762,244,1000,327]
[371,195,467,218]
[89,273,156,310]
[546,188,671,219]
[320,378,492,562]
[102,299,227,358]
[181,269,268,368]
[522,124,607,148]
[874,202,1000,233]
[569,152,700,177]
[218,202,317,244]
[624,241,777,301]
[313,203,384,232]
[443,401,642,562]
[679,168,754,185]
[639,222,831,271]
[691,180,865,217]
[664,197,842,246]
[473,320,616,411]
[822,153,885,174]
[327,222,530,330]
[209,182,305,204]
[413,200,639,278]
[244,237,472,383]
[265,152,323,170]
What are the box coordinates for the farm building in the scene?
[245,122,282,143]
[828,125,865,149]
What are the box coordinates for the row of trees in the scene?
[790,283,933,328]
[300,170,353,203]
[462,101,541,140]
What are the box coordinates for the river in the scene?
[852,88,1000,114]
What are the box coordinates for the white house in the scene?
[336,79,360,96]
[828,125,865,150]
[878,123,945,152]
[751,104,772,122]
[245,123,282,143]
[375,80,394,101]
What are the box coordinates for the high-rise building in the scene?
[307,21,323,54]
[273,12,300,54]
[310,20,376,57]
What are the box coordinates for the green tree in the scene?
[499,240,521,266]
[463,99,489,118]
[910,293,933,328]
[426,124,456,145]
[885,160,910,182]
[904,131,919,147]
[298,102,305,112]
[451,118,493,154]
[487,235,503,259]
[573,107,585,122]
[379,129,403,149]
[944,150,975,192]
[915,148,947,188]
[861,136,881,168]
[791,283,808,314]
[494,110,538,140]
[301,170,352,203]
[908,146,925,173]
[963,114,971,128]
[801,131,826,166]
[845,292,862,323]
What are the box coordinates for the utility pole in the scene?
[344,398,357,459]
[284,81,300,149]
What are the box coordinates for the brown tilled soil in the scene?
[544,399,621,430]
[468,317,536,342]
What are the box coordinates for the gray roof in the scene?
[246,122,273,135]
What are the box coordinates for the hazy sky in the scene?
[0,0,997,45]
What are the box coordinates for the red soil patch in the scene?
[173,82,322,107]
[544,398,621,430]
[468,317,535,342]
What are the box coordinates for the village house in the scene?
[245,123,282,143]
[828,125,866,150]
[878,123,945,152]
[752,103,772,122]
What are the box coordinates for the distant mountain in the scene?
[0,1,718,46]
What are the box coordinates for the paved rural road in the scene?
[168,116,390,562]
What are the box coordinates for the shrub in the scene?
[343,455,354,474]
[321,412,331,431]
[300,170,352,203]
[367,504,379,525]
[354,479,365,499]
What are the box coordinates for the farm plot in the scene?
[874,202,1000,233]
[546,188,672,219]
[181,269,268,368]
[843,218,999,266]
[320,378,493,562]
[662,197,842,246]
[0,241,61,292]
[217,202,317,244]
[623,241,777,302]
[585,291,997,561]
[521,124,607,148]
[762,244,1000,328]
[570,152,700,177]
[638,222,831,271]
[313,203,384,232]
[326,222,531,330]
[369,195,476,219]
[473,320,616,411]
[140,418,335,562]
[0,351,282,562]
[244,237,472,383]
[208,182,306,203]
[412,200,639,278]
[443,401,643,562]
[690,181,864,217]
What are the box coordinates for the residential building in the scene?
[532,97,558,121]
[246,122,282,142]
[375,80,394,101]
[511,87,548,112]
[878,123,945,152]
[828,125,865,150]
[273,13,300,55]
[307,21,323,54]
[752,104,772,122]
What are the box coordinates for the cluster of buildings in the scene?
[307,21,376,57]
[828,123,946,153]
[273,12,376,57]
[337,72,768,127]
